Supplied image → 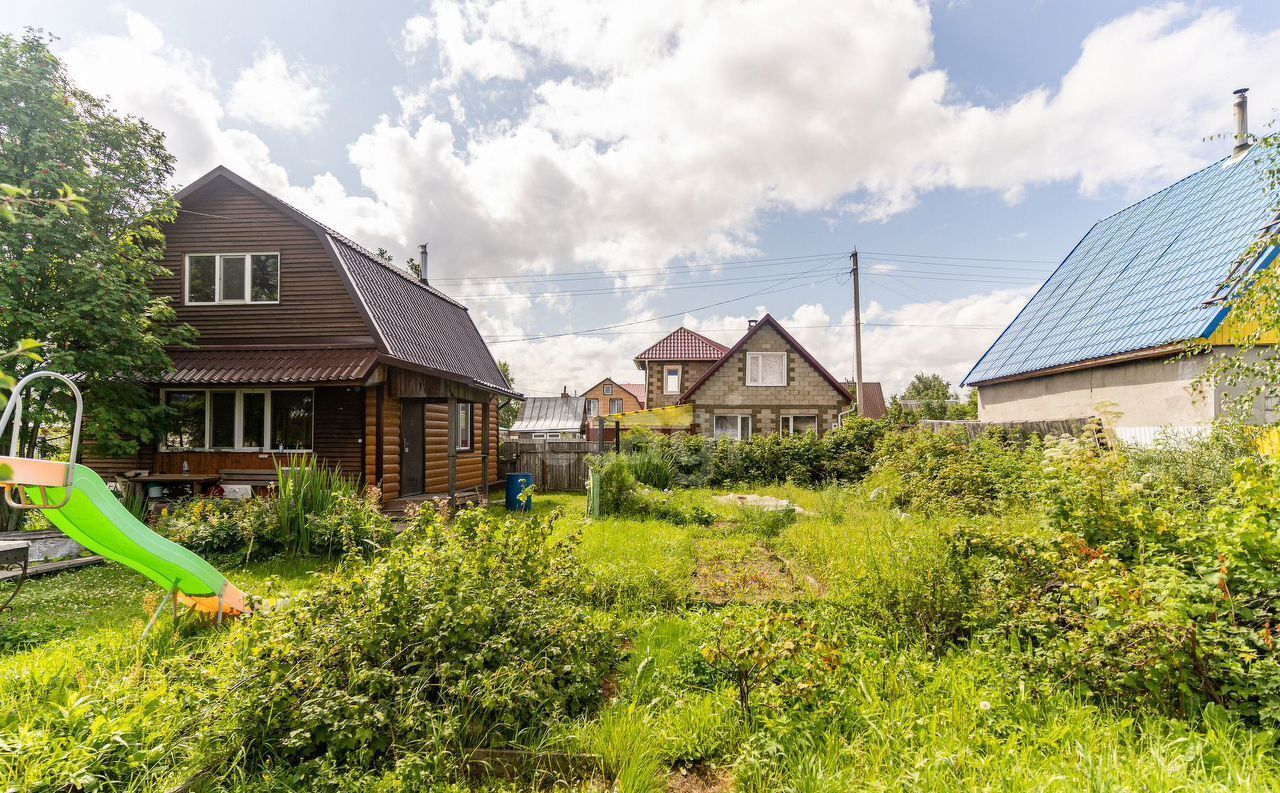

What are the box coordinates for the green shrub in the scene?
[628,450,675,490]
[198,507,622,783]
[620,418,885,488]
[590,453,713,525]
[308,489,396,558]
[155,497,277,558]
[867,427,1040,515]
[274,456,359,556]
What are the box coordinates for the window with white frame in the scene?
[664,366,681,394]
[713,414,751,440]
[780,415,817,436]
[161,388,312,451]
[586,398,599,417]
[745,352,787,386]
[456,402,474,451]
[1265,390,1280,423]
[186,253,280,305]
[609,398,624,414]
[603,383,613,395]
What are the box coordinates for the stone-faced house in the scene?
[626,315,852,439]
[633,327,730,410]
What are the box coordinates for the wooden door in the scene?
[400,399,425,496]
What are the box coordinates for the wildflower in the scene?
[979,700,992,711]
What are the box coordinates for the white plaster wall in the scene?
[976,354,1217,428]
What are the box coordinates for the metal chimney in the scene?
[418,242,429,285]
[1233,88,1250,158]
[747,319,758,329]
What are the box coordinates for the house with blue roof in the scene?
[964,91,1278,443]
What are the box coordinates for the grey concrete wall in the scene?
[976,354,1217,428]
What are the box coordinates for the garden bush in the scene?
[867,426,1041,515]
[155,497,276,557]
[194,507,622,784]
[590,453,714,526]
[958,440,1280,725]
[622,417,885,488]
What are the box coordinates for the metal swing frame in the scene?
[0,371,84,511]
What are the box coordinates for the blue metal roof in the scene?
[964,145,1277,385]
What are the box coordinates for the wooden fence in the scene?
[498,440,594,492]
[918,418,1091,439]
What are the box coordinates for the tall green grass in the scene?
[273,455,357,556]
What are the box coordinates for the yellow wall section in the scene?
[1205,311,1280,346]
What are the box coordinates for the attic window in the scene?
[186,253,280,305]
[746,352,787,386]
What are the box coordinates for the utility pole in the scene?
[851,249,864,418]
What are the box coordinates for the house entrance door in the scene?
[400,398,425,496]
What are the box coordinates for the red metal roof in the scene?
[618,382,646,407]
[156,348,379,386]
[634,327,730,361]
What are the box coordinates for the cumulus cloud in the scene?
[227,45,328,133]
[49,3,1280,397]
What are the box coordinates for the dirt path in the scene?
[692,535,813,604]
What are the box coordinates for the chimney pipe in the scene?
[747,319,758,329]
[418,242,429,285]
[1233,88,1250,158]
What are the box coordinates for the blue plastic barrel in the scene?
[505,472,534,511]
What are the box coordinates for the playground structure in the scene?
[0,371,249,626]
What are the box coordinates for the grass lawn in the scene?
[0,556,334,655]
[5,488,1280,791]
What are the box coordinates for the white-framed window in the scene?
[664,366,681,394]
[745,352,787,386]
[161,388,312,451]
[610,398,624,414]
[1265,390,1280,423]
[531,432,547,440]
[713,414,752,440]
[780,415,818,436]
[185,252,280,305]
[456,402,474,451]
[586,398,600,417]
[603,383,613,395]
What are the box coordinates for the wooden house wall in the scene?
[154,179,370,344]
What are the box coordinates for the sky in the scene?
[3,0,1279,398]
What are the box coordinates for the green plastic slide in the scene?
[26,464,228,598]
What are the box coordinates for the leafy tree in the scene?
[893,372,960,421]
[902,372,956,402]
[0,30,194,459]
[497,360,520,427]
[1192,131,1280,417]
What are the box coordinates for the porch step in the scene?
[0,555,104,583]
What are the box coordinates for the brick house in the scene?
[631,316,853,438]
[633,327,729,411]
[581,377,645,419]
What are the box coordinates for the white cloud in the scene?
[49,4,1280,397]
[227,45,328,133]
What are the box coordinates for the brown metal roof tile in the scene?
[155,348,378,386]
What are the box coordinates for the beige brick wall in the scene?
[645,359,715,408]
[688,325,849,437]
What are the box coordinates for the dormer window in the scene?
[186,253,280,304]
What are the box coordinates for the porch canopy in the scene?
[607,403,693,429]
[155,348,380,386]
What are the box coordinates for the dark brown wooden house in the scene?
[85,166,520,505]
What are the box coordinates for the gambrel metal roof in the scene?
[965,145,1278,385]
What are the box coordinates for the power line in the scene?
[485,320,1005,340]
[433,248,1056,284]
[454,265,1041,301]
[486,255,845,344]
